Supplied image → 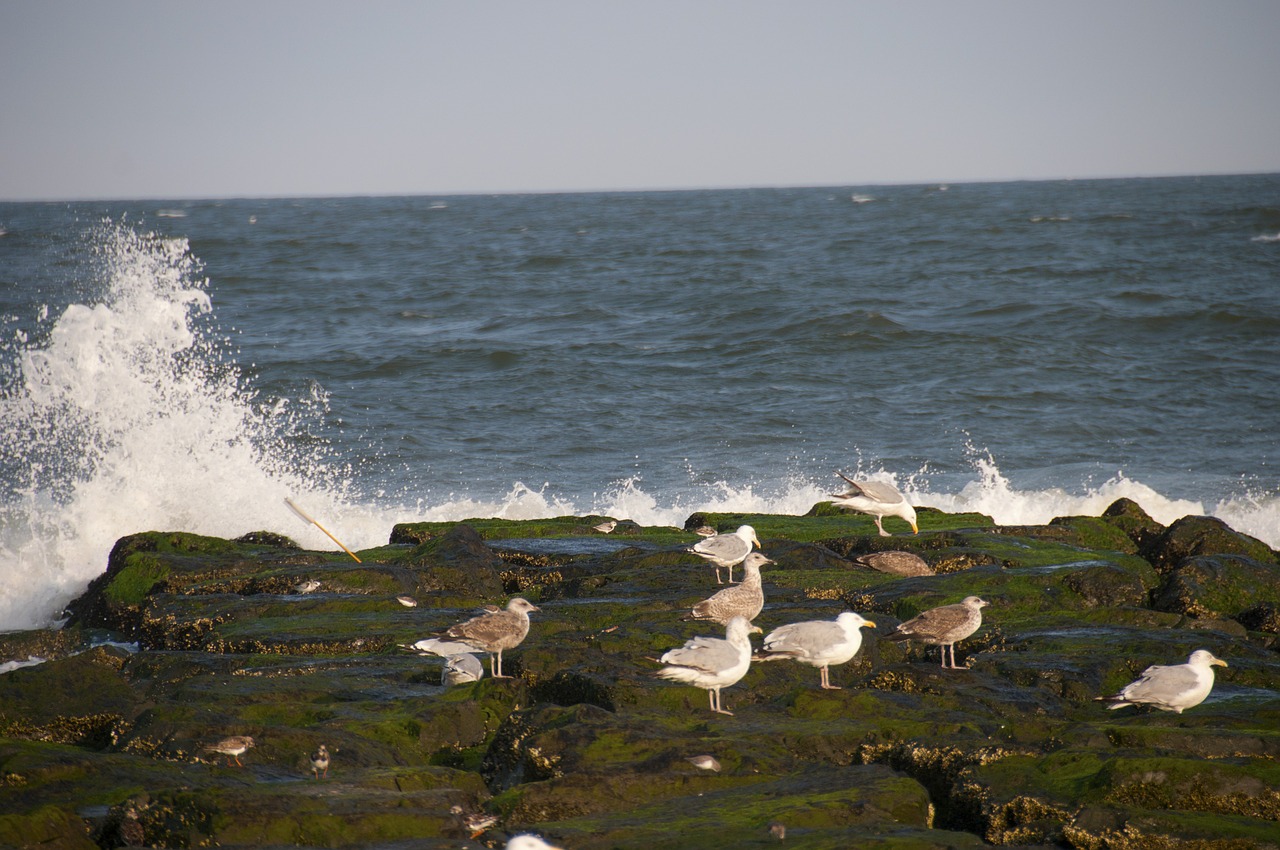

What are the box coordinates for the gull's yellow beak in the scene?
[863,619,878,629]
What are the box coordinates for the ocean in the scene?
[2,174,1278,632]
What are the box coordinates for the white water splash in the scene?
[0,223,381,631]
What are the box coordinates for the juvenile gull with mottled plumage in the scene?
[885,596,988,669]
[688,552,772,625]
[756,611,876,689]
[1096,649,1228,713]
[433,597,540,679]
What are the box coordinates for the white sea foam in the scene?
[1,221,1276,633]
[0,222,383,631]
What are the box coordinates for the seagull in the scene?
[438,597,540,679]
[830,472,918,536]
[688,552,772,625]
[442,653,485,685]
[1096,649,1228,713]
[205,735,255,767]
[657,615,761,715]
[688,524,761,584]
[756,612,877,689]
[884,596,988,669]
[506,835,565,850]
[310,744,330,779]
[851,550,933,576]
[592,519,617,533]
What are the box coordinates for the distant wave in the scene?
[1251,232,1280,242]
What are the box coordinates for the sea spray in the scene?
[0,222,379,630]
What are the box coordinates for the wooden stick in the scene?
[284,498,362,563]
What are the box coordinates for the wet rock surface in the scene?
[2,504,1279,849]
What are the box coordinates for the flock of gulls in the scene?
[210,474,1228,848]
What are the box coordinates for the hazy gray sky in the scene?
[3,1,1277,200]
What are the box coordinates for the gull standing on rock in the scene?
[688,524,761,584]
[756,612,877,689]
[1096,649,1228,713]
[885,596,988,669]
[432,597,541,679]
[688,552,772,625]
[830,472,918,536]
[657,615,761,715]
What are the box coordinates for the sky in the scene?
[2,1,1278,201]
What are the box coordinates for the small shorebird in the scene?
[830,472,918,536]
[885,596,988,669]
[293,579,321,594]
[205,735,254,767]
[688,552,772,625]
[757,611,877,690]
[657,616,761,715]
[592,519,617,533]
[395,595,419,607]
[686,754,721,772]
[693,525,717,537]
[688,524,761,584]
[310,744,330,779]
[1096,649,1228,713]
[450,805,499,839]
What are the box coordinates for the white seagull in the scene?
[1096,649,1228,713]
[830,472,918,536]
[756,611,877,689]
[657,615,761,715]
[688,524,761,584]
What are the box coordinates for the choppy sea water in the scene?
[1,175,1278,631]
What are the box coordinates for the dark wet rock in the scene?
[234,530,302,549]
[1101,497,1167,550]
[1140,515,1277,574]
[1236,602,1280,633]
[398,523,505,598]
[1152,554,1280,619]
[757,539,854,571]
[9,505,1280,849]
[1063,563,1152,607]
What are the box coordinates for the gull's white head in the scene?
[1188,649,1228,668]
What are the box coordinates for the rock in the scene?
[10,510,1280,849]
[1101,497,1166,551]
[1063,563,1152,608]
[1152,554,1280,619]
[398,524,505,599]
[1140,515,1277,574]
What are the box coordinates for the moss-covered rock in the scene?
[2,505,1275,849]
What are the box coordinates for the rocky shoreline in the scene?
[2,499,1278,849]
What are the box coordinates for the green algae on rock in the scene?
[3,500,1279,849]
